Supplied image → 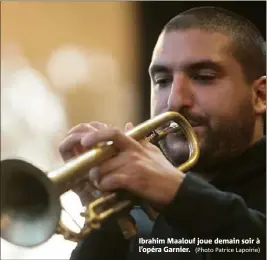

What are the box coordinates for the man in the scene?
[59,6,266,260]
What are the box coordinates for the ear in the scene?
[252,76,266,115]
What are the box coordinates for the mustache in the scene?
[180,112,208,126]
[159,109,208,127]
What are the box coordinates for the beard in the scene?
[159,104,256,174]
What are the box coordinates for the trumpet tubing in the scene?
[0,111,200,248]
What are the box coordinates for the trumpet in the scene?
[0,111,200,248]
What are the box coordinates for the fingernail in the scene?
[88,167,99,182]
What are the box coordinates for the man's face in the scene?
[149,29,257,172]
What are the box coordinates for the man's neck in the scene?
[191,134,265,182]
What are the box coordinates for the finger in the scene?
[125,122,149,147]
[73,173,102,194]
[63,124,99,160]
[67,123,97,135]
[87,152,129,182]
[59,133,88,161]
[73,181,102,205]
[138,138,149,147]
[72,178,93,193]
[88,167,100,182]
[124,122,134,132]
[72,145,85,156]
[90,121,109,130]
[67,121,108,136]
[88,168,105,191]
[124,122,149,147]
[98,172,130,191]
[81,127,141,151]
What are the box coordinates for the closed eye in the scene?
[155,77,172,87]
[190,70,217,84]
[153,74,173,88]
[193,74,216,81]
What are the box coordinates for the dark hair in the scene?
[163,6,266,84]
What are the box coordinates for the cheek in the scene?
[198,85,249,127]
[151,89,170,116]
[198,81,234,112]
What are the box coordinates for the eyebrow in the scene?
[149,60,224,76]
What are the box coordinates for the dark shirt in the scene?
[70,136,266,260]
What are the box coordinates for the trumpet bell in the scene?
[1,159,61,247]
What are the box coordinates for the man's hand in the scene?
[59,121,109,205]
[79,122,185,209]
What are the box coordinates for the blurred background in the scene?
[1,1,266,259]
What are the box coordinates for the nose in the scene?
[168,73,194,111]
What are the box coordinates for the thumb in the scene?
[124,122,134,132]
[125,121,148,146]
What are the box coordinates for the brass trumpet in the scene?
[0,111,200,248]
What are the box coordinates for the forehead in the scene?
[151,29,233,68]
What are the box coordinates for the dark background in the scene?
[138,1,266,122]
